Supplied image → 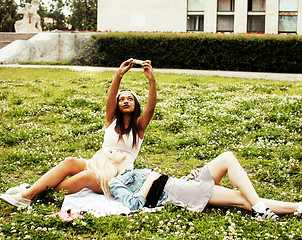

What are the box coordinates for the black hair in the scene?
[115,93,141,148]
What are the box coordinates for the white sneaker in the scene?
[6,183,30,195]
[251,207,279,220]
[0,193,31,208]
[296,202,302,217]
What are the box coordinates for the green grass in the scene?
[0,67,302,239]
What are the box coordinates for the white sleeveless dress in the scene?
[101,119,143,170]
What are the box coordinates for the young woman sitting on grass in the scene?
[0,59,157,208]
[95,149,300,220]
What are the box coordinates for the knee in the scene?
[220,151,237,164]
[221,151,235,158]
[62,157,86,173]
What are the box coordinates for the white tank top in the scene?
[102,119,143,170]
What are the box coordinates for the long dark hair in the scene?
[115,92,141,148]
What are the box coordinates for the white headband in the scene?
[116,90,138,99]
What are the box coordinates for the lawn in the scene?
[0,67,301,239]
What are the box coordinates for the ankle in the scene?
[252,201,268,213]
[21,191,33,200]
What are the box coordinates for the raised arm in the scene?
[137,61,157,135]
[106,59,133,126]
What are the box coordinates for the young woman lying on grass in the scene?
[98,149,300,220]
[0,59,156,208]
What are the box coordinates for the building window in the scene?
[187,0,204,32]
[187,15,204,31]
[248,0,265,12]
[247,0,265,33]
[279,0,298,33]
[247,15,265,32]
[188,0,204,11]
[217,0,234,32]
[279,15,297,32]
[217,15,234,32]
[217,0,235,12]
[279,0,298,11]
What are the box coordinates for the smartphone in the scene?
[132,59,145,65]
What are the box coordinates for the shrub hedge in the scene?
[73,32,302,73]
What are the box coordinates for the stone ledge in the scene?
[0,32,97,64]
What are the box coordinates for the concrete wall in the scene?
[97,0,187,32]
[204,0,217,33]
[0,32,96,64]
[265,0,279,34]
[234,0,248,33]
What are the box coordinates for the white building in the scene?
[98,0,302,34]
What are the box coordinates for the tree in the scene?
[45,0,68,30]
[0,0,18,32]
[68,0,97,31]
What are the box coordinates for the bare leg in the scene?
[22,157,87,199]
[261,199,299,215]
[54,170,103,194]
[207,152,261,206]
[208,186,299,214]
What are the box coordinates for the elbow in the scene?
[126,201,143,211]
[130,205,140,211]
[128,195,146,210]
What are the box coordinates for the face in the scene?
[118,92,135,113]
[107,149,126,164]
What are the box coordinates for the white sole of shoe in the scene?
[6,183,30,195]
[0,194,29,208]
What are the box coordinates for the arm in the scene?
[137,61,157,135]
[136,171,161,198]
[109,171,161,211]
[106,59,133,126]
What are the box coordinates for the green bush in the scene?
[73,32,302,73]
